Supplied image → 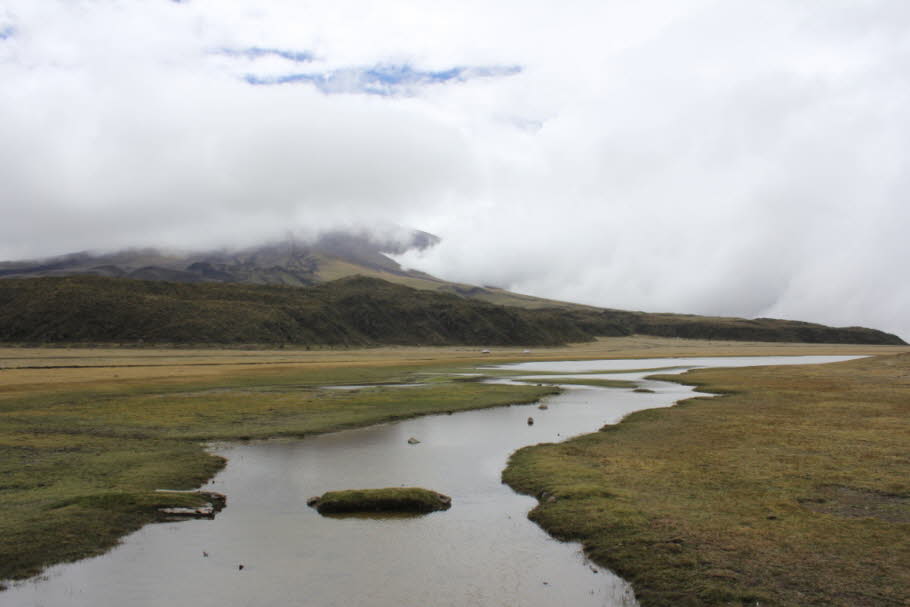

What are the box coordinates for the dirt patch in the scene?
[801,485,910,523]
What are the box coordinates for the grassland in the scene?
[504,351,910,606]
[1,336,907,594]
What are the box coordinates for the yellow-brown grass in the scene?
[2,335,903,390]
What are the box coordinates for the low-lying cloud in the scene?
[2,1,909,340]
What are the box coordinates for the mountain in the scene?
[0,229,433,285]
[0,231,904,346]
[0,230,580,310]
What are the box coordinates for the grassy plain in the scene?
[504,351,910,606]
[1,336,907,593]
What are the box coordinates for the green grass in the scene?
[503,353,910,606]
[0,362,557,587]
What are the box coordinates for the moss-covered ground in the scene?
[503,353,910,606]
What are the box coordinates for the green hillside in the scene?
[0,275,903,346]
[0,275,592,346]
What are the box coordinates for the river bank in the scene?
[503,353,910,606]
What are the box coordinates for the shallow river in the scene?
[4,356,857,607]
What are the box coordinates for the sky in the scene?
[1,1,909,340]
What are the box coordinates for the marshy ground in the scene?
[1,336,907,601]
[504,351,910,606]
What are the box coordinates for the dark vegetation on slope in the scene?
[0,275,589,346]
[0,275,903,346]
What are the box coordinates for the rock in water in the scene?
[155,491,226,520]
[527,416,534,426]
[407,437,421,445]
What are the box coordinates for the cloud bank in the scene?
[1,1,909,339]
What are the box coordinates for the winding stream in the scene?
[3,356,857,606]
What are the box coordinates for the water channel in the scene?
[3,356,857,606]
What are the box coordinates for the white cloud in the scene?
[2,0,909,340]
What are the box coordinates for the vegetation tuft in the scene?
[308,487,452,514]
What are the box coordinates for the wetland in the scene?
[1,337,907,605]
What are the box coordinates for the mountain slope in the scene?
[0,275,902,346]
[0,230,434,285]
[0,275,594,346]
[1,232,905,345]
[0,231,588,310]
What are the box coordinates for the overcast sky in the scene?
[2,1,909,339]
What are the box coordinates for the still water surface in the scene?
[4,356,857,607]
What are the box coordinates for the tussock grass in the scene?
[503,353,910,606]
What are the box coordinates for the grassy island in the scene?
[308,487,452,514]
[503,353,910,606]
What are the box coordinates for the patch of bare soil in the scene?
[801,485,910,523]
